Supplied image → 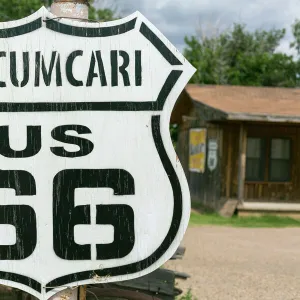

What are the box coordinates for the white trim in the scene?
[227,113,300,123]
[238,202,300,212]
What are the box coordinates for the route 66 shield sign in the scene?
[0,7,195,299]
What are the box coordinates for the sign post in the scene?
[0,4,195,300]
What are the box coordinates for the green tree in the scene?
[291,19,300,55]
[0,0,49,21]
[89,1,120,21]
[184,23,298,87]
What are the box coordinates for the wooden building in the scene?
[172,84,300,216]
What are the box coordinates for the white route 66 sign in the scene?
[0,7,195,299]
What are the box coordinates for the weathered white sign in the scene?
[208,139,218,151]
[207,139,218,171]
[0,7,195,300]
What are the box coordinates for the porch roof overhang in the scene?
[226,113,300,123]
[192,100,300,123]
[186,84,300,124]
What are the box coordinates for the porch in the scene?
[222,122,300,204]
[172,84,300,214]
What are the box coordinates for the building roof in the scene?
[185,84,300,122]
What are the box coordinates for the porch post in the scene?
[226,131,232,198]
[237,123,247,202]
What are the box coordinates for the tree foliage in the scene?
[184,23,299,87]
[0,0,49,21]
[89,0,120,21]
[291,19,300,56]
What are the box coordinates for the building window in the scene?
[245,137,291,182]
[269,138,291,182]
[246,138,265,181]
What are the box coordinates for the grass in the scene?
[177,289,197,300]
[190,201,215,214]
[190,211,300,228]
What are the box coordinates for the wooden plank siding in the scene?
[176,116,225,211]
[221,123,240,199]
[221,122,300,203]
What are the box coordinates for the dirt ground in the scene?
[165,226,300,300]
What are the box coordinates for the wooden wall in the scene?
[221,122,300,203]
[0,286,33,300]
[177,119,225,211]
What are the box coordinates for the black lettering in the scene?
[66,50,83,86]
[35,51,59,86]
[0,170,36,260]
[118,51,130,86]
[21,52,30,87]
[96,205,134,259]
[111,50,130,86]
[34,51,41,87]
[0,52,6,87]
[53,169,135,260]
[10,52,29,87]
[42,51,57,86]
[135,50,142,86]
[111,50,118,87]
[0,126,41,158]
[86,52,97,87]
[10,52,18,87]
[56,54,62,86]
[51,124,94,158]
[86,51,107,87]
[96,51,107,86]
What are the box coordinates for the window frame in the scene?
[245,137,266,182]
[245,136,292,183]
[268,137,292,183]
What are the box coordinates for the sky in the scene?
[109,0,300,55]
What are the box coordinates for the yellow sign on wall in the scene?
[189,129,207,173]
